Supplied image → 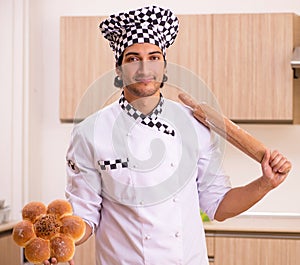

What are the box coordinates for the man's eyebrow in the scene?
[148,51,163,55]
[124,52,139,57]
[124,51,163,57]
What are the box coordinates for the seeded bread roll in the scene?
[50,233,75,262]
[13,199,84,264]
[12,220,36,247]
[24,237,51,264]
[34,214,62,240]
[60,215,86,242]
[47,199,73,218]
[22,201,47,223]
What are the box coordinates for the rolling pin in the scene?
[178,92,291,173]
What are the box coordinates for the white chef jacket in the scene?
[65,94,231,265]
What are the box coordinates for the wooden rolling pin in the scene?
[178,92,291,173]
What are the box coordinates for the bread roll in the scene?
[50,233,75,263]
[22,201,47,223]
[60,215,86,242]
[24,237,51,264]
[34,214,62,240]
[47,199,73,218]
[12,220,36,247]
[13,199,84,264]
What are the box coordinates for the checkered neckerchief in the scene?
[119,92,175,137]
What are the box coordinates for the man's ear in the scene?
[163,60,167,74]
[163,63,167,77]
[114,63,124,88]
[115,63,122,78]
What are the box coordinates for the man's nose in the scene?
[137,60,150,73]
[137,60,162,75]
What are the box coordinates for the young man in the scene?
[44,6,290,265]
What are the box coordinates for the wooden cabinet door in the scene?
[212,13,294,121]
[166,15,218,109]
[206,234,215,265]
[214,236,300,265]
[60,16,115,122]
[167,14,213,91]
[0,232,21,265]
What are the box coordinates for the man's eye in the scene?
[127,57,139,62]
[150,56,160,60]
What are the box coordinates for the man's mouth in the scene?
[135,77,156,83]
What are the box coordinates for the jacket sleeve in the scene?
[196,133,232,221]
[65,123,102,233]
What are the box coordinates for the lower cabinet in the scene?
[206,235,215,264]
[206,233,300,265]
[0,231,22,265]
[64,231,300,265]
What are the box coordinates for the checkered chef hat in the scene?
[99,6,179,62]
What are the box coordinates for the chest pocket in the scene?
[98,158,129,170]
[97,157,137,204]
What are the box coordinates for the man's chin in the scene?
[124,84,160,98]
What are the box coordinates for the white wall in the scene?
[222,124,300,213]
[0,0,26,220]
[0,0,13,210]
[0,0,13,207]
[1,0,300,220]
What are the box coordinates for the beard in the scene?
[123,77,163,98]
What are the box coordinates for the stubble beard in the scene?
[124,81,161,98]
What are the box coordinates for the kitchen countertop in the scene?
[0,221,19,234]
[1,216,300,235]
[204,214,300,234]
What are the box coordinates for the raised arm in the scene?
[214,149,291,221]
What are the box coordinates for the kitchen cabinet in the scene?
[212,13,297,121]
[169,14,297,121]
[60,13,300,122]
[294,77,300,123]
[167,15,213,93]
[0,223,22,265]
[204,215,300,265]
[0,232,21,265]
[205,233,300,265]
[213,235,300,265]
[205,235,215,264]
[60,16,115,122]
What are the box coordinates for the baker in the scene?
[44,5,291,265]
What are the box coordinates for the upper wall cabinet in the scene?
[212,13,298,121]
[60,14,300,122]
[60,16,114,122]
